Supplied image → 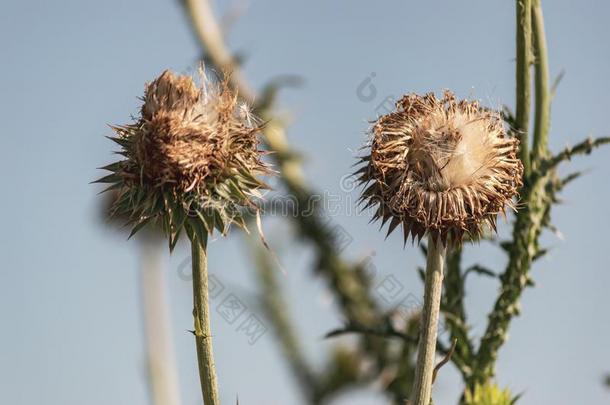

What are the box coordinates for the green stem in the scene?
[531,0,551,165]
[515,0,532,175]
[409,237,447,405]
[191,235,220,405]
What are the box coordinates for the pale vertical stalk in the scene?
[515,0,532,175]
[531,0,550,164]
[140,240,183,405]
[191,235,220,405]
[409,237,447,405]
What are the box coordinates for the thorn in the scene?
[432,338,457,384]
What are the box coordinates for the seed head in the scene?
[356,91,523,245]
[96,68,271,250]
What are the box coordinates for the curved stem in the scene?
[409,237,447,405]
[515,0,532,175]
[191,235,220,405]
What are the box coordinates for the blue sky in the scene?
[1,1,609,404]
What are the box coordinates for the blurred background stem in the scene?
[181,0,392,398]
[139,239,182,405]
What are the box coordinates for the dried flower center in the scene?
[407,111,495,192]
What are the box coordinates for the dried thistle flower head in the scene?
[96,68,271,250]
[356,91,523,244]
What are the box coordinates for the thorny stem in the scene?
[531,0,551,166]
[191,235,220,405]
[541,136,610,173]
[140,240,183,405]
[473,0,551,386]
[473,177,546,386]
[409,237,447,405]
[515,0,532,175]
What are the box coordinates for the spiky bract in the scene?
[356,91,523,244]
[464,383,517,405]
[96,69,271,250]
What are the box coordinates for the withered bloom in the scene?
[96,68,271,249]
[356,91,523,244]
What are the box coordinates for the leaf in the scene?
[97,161,124,172]
[511,392,524,404]
[420,243,428,257]
[499,241,512,254]
[196,209,215,233]
[128,216,153,239]
[502,105,516,130]
[385,217,401,239]
[169,227,182,253]
[146,194,165,218]
[550,69,565,99]
[214,180,231,198]
[465,265,496,279]
[187,217,208,248]
[213,208,226,234]
[105,135,131,148]
[226,178,247,201]
[230,209,248,231]
[170,201,187,232]
[97,182,123,195]
[92,173,121,184]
